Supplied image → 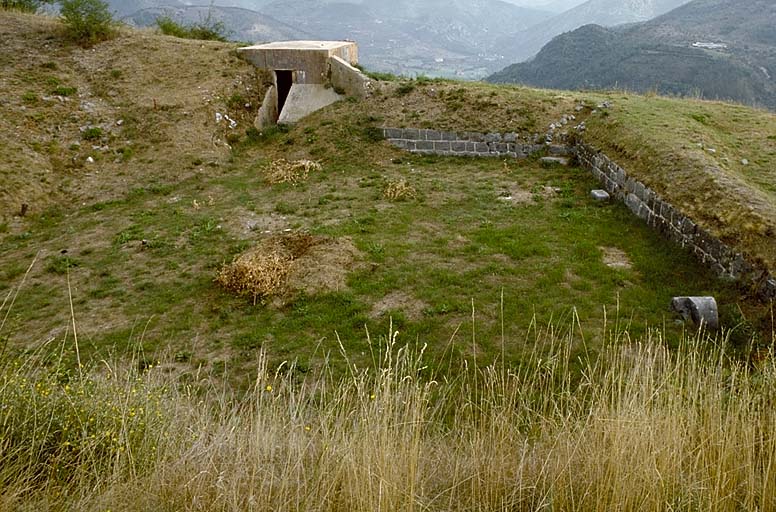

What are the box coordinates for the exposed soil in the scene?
[285,236,362,297]
[600,247,633,270]
[0,11,266,223]
[370,291,429,321]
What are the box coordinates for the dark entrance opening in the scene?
[276,70,293,116]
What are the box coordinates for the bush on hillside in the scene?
[1,0,52,12]
[59,0,115,45]
[155,11,229,42]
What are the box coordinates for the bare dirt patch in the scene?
[217,234,361,304]
[224,208,291,237]
[497,185,559,205]
[370,291,428,321]
[600,246,633,270]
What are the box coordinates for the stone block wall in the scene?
[576,144,776,300]
[379,125,776,300]
[382,128,572,159]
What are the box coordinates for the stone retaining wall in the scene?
[576,144,776,299]
[381,127,572,158]
[380,126,776,300]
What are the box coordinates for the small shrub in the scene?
[21,91,38,104]
[52,85,77,96]
[245,126,261,142]
[81,126,103,141]
[395,82,415,96]
[362,126,384,142]
[60,0,115,45]
[45,255,80,274]
[225,92,247,110]
[155,11,229,42]
[1,0,52,12]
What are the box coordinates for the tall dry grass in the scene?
[2,272,776,510]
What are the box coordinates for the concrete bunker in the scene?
[238,40,371,129]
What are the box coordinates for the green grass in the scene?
[0,106,750,386]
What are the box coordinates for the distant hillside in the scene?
[116,0,552,78]
[488,0,776,110]
[122,5,308,43]
[256,0,552,77]
[495,0,691,63]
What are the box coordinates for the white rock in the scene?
[86,156,95,163]
[741,158,749,165]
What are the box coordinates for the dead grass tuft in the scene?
[216,234,359,304]
[264,159,322,185]
[383,178,417,201]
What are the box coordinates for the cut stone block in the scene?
[590,189,610,201]
[540,156,569,166]
[671,296,719,330]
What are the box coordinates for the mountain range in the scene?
[111,0,698,78]
[487,0,776,110]
[494,0,693,63]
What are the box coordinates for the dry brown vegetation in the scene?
[263,158,322,184]
[3,325,776,511]
[383,178,417,201]
[216,234,360,304]
[0,10,267,221]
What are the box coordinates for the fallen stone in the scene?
[590,189,610,201]
[540,156,569,166]
[741,158,749,165]
[671,296,719,329]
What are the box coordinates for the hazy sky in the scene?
[502,0,587,10]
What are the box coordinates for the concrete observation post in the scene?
[237,40,372,128]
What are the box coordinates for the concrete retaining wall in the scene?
[329,56,371,99]
[382,127,572,158]
[380,126,776,300]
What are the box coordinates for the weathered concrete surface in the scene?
[330,55,370,99]
[278,84,342,124]
[255,85,278,130]
[671,296,720,329]
[239,41,358,85]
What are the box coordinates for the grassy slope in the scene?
[352,80,776,272]
[0,12,773,386]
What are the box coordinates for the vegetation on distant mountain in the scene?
[124,5,306,45]
[0,0,51,11]
[489,0,776,110]
[155,11,230,42]
[494,0,692,63]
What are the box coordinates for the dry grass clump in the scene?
[383,178,417,201]
[215,234,319,304]
[216,234,359,304]
[264,159,322,184]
